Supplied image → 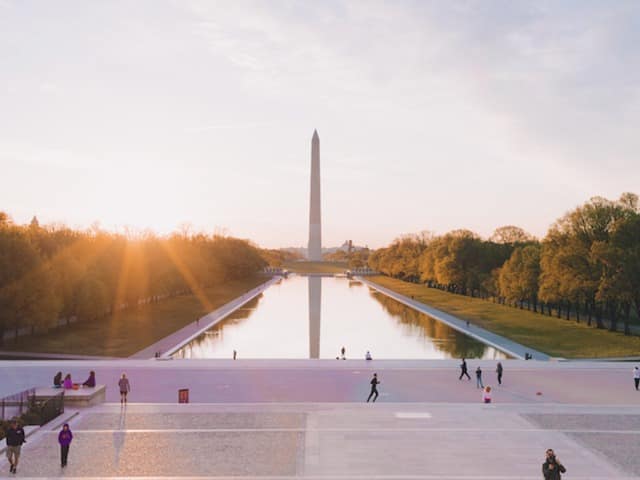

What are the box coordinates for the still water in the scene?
[174,276,508,359]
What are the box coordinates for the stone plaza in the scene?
[2,359,640,479]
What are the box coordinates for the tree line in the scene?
[260,248,303,267]
[368,193,640,335]
[0,213,267,342]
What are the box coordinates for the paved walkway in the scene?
[131,277,280,359]
[3,359,640,404]
[359,277,550,360]
[3,360,640,477]
[2,402,639,478]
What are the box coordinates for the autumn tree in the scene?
[490,226,535,245]
[0,213,268,342]
[499,244,541,310]
[539,195,635,327]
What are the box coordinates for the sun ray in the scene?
[111,239,133,326]
[160,239,213,313]
[0,228,114,337]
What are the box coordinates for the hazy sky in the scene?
[1,1,639,248]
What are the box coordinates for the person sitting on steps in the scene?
[63,374,73,389]
[82,370,96,388]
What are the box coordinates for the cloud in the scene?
[0,140,90,170]
[39,82,60,94]
[2,1,639,246]
[182,0,640,178]
[184,122,272,133]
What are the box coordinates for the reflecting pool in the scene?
[174,276,509,359]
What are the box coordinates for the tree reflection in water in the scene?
[171,277,508,359]
[173,294,263,359]
[368,290,506,359]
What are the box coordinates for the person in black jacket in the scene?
[5,419,26,474]
[475,366,484,389]
[367,373,380,402]
[542,449,566,480]
[459,358,471,380]
[496,362,503,385]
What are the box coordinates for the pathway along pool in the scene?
[174,276,509,359]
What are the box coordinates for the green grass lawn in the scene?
[368,276,640,359]
[283,261,348,274]
[2,276,268,358]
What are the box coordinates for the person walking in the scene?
[341,346,346,359]
[496,362,503,385]
[4,419,26,474]
[58,423,73,468]
[542,448,566,479]
[118,373,131,404]
[634,366,640,391]
[459,358,471,380]
[233,350,237,360]
[475,366,484,389]
[367,373,380,402]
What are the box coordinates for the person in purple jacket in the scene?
[82,371,96,388]
[58,423,73,468]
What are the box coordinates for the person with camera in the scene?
[542,449,566,479]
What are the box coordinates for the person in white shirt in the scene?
[633,367,640,391]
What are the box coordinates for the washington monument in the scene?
[308,129,322,261]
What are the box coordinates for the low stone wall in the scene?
[35,385,106,408]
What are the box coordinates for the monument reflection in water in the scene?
[173,276,509,359]
[309,276,321,359]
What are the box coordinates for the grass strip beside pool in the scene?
[2,276,268,358]
[368,276,640,359]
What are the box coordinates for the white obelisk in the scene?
[308,130,322,261]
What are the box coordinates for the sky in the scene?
[1,1,639,249]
